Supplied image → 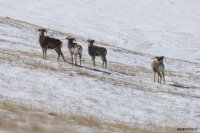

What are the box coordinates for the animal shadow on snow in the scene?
[67,62,136,76]
[168,83,190,89]
[69,63,111,75]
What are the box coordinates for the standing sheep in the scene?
[87,39,107,69]
[66,37,82,66]
[151,56,165,84]
[38,28,65,62]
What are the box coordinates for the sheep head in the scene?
[154,56,164,63]
[66,37,76,44]
[38,28,47,35]
[87,39,95,46]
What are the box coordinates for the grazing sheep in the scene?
[37,28,65,62]
[87,39,107,69]
[151,56,165,84]
[66,37,82,66]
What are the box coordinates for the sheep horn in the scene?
[66,36,71,40]
[72,38,76,42]
[87,39,94,43]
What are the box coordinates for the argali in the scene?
[87,39,107,69]
[38,28,65,61]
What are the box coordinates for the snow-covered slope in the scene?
[0,17,200,132]
[0,0,200,61]
[0,0,200,132]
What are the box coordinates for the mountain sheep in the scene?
[66,37,82,66]
[37,28,65,62]
[87,39,107,69]
[151,56,165,84]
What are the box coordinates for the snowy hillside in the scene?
[0,0,200,133]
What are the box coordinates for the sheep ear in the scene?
[37,28,41,32]
[87,39,93,43]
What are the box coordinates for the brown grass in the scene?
[0,100,184,133]
[77,70,94,78]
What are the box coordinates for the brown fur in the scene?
[66,37,82,65]
[151,57,165,84]
[38,28,65,61]
[87,39,107,69]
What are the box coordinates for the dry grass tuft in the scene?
[77,71,94,78]
[69,115,102,128]
[0,100,181,133]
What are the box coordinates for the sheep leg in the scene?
[79,54,82,66]
[42,49,45,59]
[58,49,65,62]
[69,49,73,64]
[58,54,60,61]
[74,55,77,65]
[60,51,65,62]
[71,53,73,64]
[104,57,107,69]
[44,49,47,59]
[101,56,105,68]
[158,72,162,84]
[154,72,156,82]
[160,75,162,84]
[92,56,95,67]
[55,49,60,61]
[102,56,107,69]
[163,71,165,84]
